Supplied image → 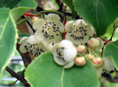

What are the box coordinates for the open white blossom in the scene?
[50,40,77,68]
[19,35,47,57]
[33,13,64,43]
[65,19,93,45]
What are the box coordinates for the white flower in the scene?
[65,19,93,45]
[33,13,64,43]
[19,35,47,57]
[51,40,77,69]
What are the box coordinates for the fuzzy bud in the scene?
[92,57,103,67]
[96,37,104,50]
[31,16,39,23]
[85,54,94,61]
[75,57,86,66]
[87,38,100,48]
[77,45,86,53]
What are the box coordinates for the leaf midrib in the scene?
[0,16,9,40]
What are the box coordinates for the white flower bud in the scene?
[52,40,77,69]
[75,57,86,66]
[64,47,77,62]
[87,38,100,48]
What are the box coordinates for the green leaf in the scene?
[73,0,118,36]
[0,0,21,9]
[62,0,77,18]
[0,8,17,80]
[10,0,37,22]
[104,40,118,69]
[25,52,100,87]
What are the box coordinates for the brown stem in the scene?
[6,67,30,86]
[10,80,18,87]
[56,0,64,12]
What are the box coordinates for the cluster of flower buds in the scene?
[19,13,113,72]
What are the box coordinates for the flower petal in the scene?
[19,44,27,53]
[64,47,77,62]
[65,20,74,31]
[33,18,46,30]
[96,66,103,79]
[46,13,60,21]
[59,40,74,48]
[87,24,94,37]
[64,60,74,69]
[103,58,114,70]
[19,37,28,44]
[73,19,87,26]
[26,35,39,44]
[34,29,44,42]
[54,55,66,65]
[50,20,64,31]
[48,43,58,52]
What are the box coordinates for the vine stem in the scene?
[109,24,117,41]
[36,10,65,18]
[17,10,65,26]
[101,24,117,57]
[6,67,30,87]
[17,17,31,25]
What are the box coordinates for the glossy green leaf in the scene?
[104,40,118,69]
[0,8,17,80]
[101,24,114,39]
[73,0,118,36]
[10,0,37,22]
[25,52,100,87]
[62,0,77,18]
[0,0,21,9]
